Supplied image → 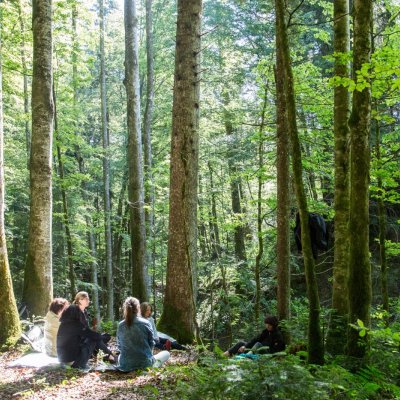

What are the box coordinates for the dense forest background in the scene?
[0,0,399,369]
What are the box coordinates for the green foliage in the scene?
[100,319,118,336]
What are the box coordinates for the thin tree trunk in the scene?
[274,61,290,324]
[374,119,388,312]
[158,0,202,343]
[124,0,148,301]
[276,0,324,364]
[207,163,221,258]
[326,0,351,355]
[0,14,21,345]
[16,0,30,165]
[23,0,54,317]
[53,85,76,299]
[99,0,114,321]
[71,3,100,325]
[347,0,372,359]
[255,85,268,322]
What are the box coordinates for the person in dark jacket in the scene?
[223,315,285,356]
[57,291,114,369]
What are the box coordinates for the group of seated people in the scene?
[44,292,176,371]
[44,291,285,371]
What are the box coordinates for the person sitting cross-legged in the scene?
[223,315,285,357]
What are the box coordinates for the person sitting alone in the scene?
[57,291,115,370]
[223,315,285,357]
[44,298,69,357]
[140,302,186,351]
[117,297,170,371]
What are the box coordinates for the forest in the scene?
[0,0,400,398]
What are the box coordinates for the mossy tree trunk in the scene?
[347,0,373,359]
[326,0,350,355]
[23,0,54,317]
[158,0,202,343]
[124,0,148,302]
[274,41,290,326]
[0,14,21,346]
[275,0,324,364]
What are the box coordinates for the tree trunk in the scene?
[53,85,76,299]
[99,0,114,321]
[276,0,324,364]
[255,85,268,322]
[23,0,54,317]
[274,62,290,324]
[158,0,202,343]
[347,0,372,359]
[326,0,351,355]
[224,102,247,263]
[0,19,21,346]
[374,120,388,312]
[17,0,30,166]
[124,0,148,301]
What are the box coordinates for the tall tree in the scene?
[22,0,54,317]
[347,0,373,359]
[99,0,114,320]
[275,0,324,364]
[124,0,148,301]
[158,0,202,343]
[275,36,290,325]
[0,3,21,345]
[326,0,350,355]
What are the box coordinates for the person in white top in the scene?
[44,298,69,357]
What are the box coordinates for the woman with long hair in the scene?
[117,297,170,371]
[57,291,114,370]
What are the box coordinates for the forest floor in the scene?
[0,344,198,400]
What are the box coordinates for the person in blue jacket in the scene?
[223,315,285,357]
[117,297,170,371]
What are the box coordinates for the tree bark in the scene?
[99,0,114,321]
[274,60,290,324]
[124,0,148,301]
[326,0,351,355]
[16,0,30,166]
[53,85,76,299]
[0,17,21,346]
[23,0,54,317]
[347,0,373,359]
[158,0,202,343]
[276,0,324,364]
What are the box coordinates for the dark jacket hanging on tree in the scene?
[294,212,329,259]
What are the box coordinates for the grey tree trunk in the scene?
[326,0,351,355]
[124,0,148,301]
[347,0,373,359]
[275,0,324,364]
[23,0,54,317]
[158,0,202,343]
[0,16,21,346]
[99,0,114,321]
[16,0,30,165]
